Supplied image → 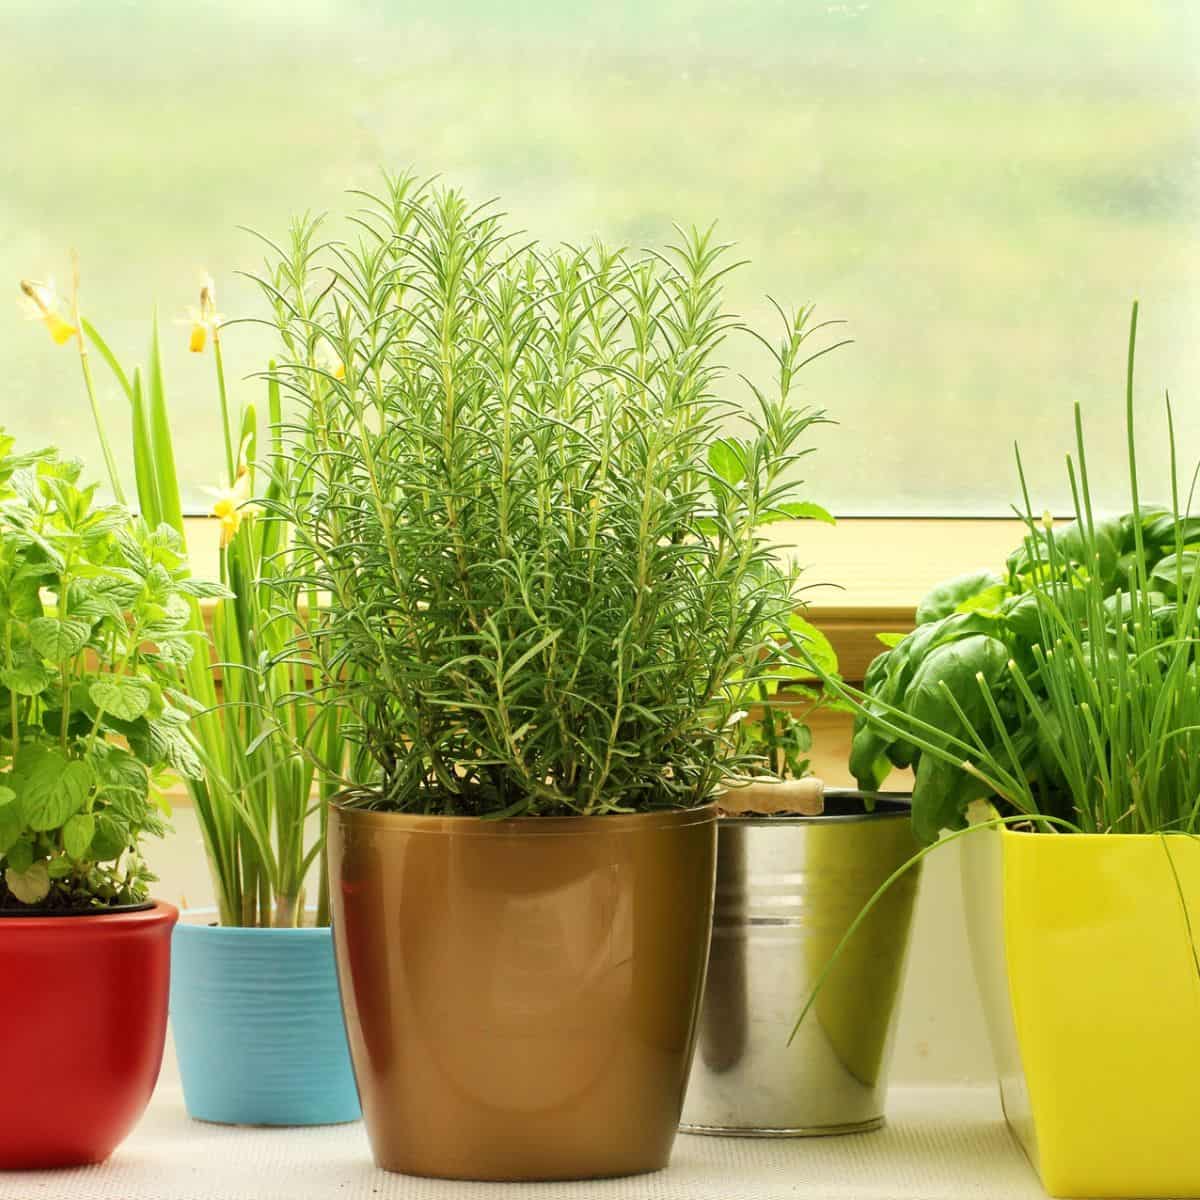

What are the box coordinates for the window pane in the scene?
[7,2,1199,514]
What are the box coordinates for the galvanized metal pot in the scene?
[680,791,919,1136]
[328,800,717,1181]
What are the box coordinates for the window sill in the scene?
[20,1082,1043,1199]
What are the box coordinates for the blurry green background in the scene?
[3,0,1199,514]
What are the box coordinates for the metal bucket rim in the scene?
[718,791,911,826]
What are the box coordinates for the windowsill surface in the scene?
[26,1084,1045,1199]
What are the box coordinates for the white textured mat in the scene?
[0,1087,1047,1200]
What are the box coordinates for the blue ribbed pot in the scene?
[170,918,361,1126]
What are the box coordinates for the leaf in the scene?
[47,855,73,879]
[130,368,163,530]
[910,753,989,845]
[906,635,1010,733]
[81,317,135,402]
[5,838,33,873]
[177,577,235,600]
[15,748,92,832]
[147,317,185,534]
[761,500,836,526]
[1,662,52,696]
[955,584,1008,616]
[89,678,151,722]
[0,800,23,856]
[915,571,1004,626]
[89,814,128,862]
[787,613,838,676]
[5,862,50,905]
[29,616,92,662]
[137,721,203,779]
[0,786,15,807]
[707,438,747,486]
[876,632,906,648]
[63,812,96,860]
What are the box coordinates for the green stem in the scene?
[213,330,236,484]
[76,334,127,507]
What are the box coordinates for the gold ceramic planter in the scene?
[327,800,717,1181]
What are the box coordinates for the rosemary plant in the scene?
[24,271,344,924]
[257,173,840,816]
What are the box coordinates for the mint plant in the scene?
[0,433,217,909]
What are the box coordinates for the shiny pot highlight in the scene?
[328,800,717,1181]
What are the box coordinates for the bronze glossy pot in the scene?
[327,800,717,1181]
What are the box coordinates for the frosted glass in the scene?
[4,1,1198,514]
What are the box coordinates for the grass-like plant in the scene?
[255,173,840,816]
[791,302,1200,1037]
[830,303,1200,840]
[22,271,345,924]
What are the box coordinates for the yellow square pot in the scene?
[962,827,1200,1199]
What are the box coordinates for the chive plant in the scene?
[255,172,840,816]
[789,303,1200,1040]
[830,303,1200,839]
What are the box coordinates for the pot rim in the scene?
[720,796,907,825]
[174,907,333,936]
[995,824,1196,844]
[330,796,718,836]
[716,791,912,827]
[0,898,177,926]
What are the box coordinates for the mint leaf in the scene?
[29,616,92,662]
[89,678,151,722]
[47,855,72,879]
[5,838,33,873]
[5,862,50,905]
[0,801,22,856]
[177,578,235,600]
[16,748,91,832]
[1,662,52,696]
[89,814,129,862]
[63,812,96,860]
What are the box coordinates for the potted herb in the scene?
[0,435,191,1167]
[35,272,359,1127]
[682,618,921,1136]
[259,173,820,1181]
[831,304,1200,1199]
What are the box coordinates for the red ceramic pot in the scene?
[0,900,177,1168]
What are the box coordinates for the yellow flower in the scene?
[209,456,260,548]
[19,279,76,345]
[178,274,223,353]
[316,349,346,380]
